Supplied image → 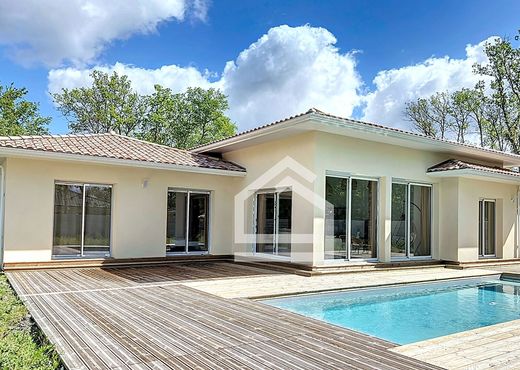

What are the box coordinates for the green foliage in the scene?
[405,37,520,153]
[0,83,50,136]
[140,86,236,149]
[53,71,237,149]
[0,274,60,369]
[53,70,146,135]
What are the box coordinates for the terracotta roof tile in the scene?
[427,159,520,178]
[0,133,245,173]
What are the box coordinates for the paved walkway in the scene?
[7,262,443,370]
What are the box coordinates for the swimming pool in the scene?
[262,275,520,345]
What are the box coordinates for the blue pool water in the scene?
[262,276,520,345]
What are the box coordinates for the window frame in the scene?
[253,187,293,258]
[391,181,433,261]
[166,188,211,255]
[52,181,113,259]
[479,198,496,258]
[324,174,380,262]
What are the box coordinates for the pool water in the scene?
[262,276,520,345]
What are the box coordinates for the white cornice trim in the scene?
[0,147,247,177]
[427,168,520,183]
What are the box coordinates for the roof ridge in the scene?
[191,108,520,161]
[0,132,115,141]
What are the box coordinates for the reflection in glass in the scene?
[325,177,348,259]
[53,184,83,256]
[166,192,187,253]
[391,183,407,258]
[350,179,378,259]
[409,185,431,257]
[188,193,209,252]
[256,193,276,254]
[277,191,292,256]
[83,186,111,256]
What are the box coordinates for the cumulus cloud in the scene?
[0,0,207,67]
[48,62,214,95]
[221,25,363,127]
[361,37,495,129]
[48,25,363,130]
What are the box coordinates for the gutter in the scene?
[0,147,246,177]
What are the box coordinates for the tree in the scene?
[140,86,237,149]
[404,92,451,139]
[449,89,473,144]
[0,83,50,135]
[474,38,520,153]
[53,71,237,149]
[53,71,147,136]
[404,37,520,152]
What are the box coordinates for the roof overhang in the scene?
[427,169,520,184]
[193,113,520,168]
[0,147,246,177]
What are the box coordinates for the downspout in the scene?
[0,165,4,270]
[517,185,520,259]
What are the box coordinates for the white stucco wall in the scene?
[2,157,239,263]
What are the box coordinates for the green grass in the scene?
[0,273,61,369]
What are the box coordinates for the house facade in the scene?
[1,109,520,269]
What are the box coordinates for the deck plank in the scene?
[6,263,443,370]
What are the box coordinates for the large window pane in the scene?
[166,192,187,253]
[256,193,275,253]
[53,184,83,256]
[325,177,348,259]
[480,200,496,256]
[350,179,378,259]
[277,191,292,256]
[409,185,431,257]
[188,193,209,253]
[391,183,407,258]
[83,186,111,256]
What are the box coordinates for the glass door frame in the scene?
[479,198,496,258]
[166,188,211,255]
[53,181,113,259]
[391,181,433,260]
[253,188,292,258]
[324,174,380,262]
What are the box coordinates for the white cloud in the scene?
[48,25,363,130]
[361,37,495,129]
[221,25,363,128]
[48,62,214,95]
[0,0,207,67]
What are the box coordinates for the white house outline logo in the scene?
[233,156,327,248]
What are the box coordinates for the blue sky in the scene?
[0,0,519,134]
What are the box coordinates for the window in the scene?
[166,190,209,254]
[53,183,112,258]
[325,176,378,260]
[479,199,496,257]
[255,190,292,257]
[391,182,431,259]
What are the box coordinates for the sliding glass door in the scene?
[391,182,431,259]
[166,190,209,254]
[479,199,496,257]
[53,183,112,258]
[255,190,292,257]
[325,176,378,261]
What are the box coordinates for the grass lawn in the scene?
[0,273,61,369]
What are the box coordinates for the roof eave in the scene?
[0,147,247,177]
[427,168,520,183]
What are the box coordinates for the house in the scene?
[1,108,519,269]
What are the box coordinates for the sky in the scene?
[0,0,519,135]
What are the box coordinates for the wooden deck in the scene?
[7,262,443,370]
